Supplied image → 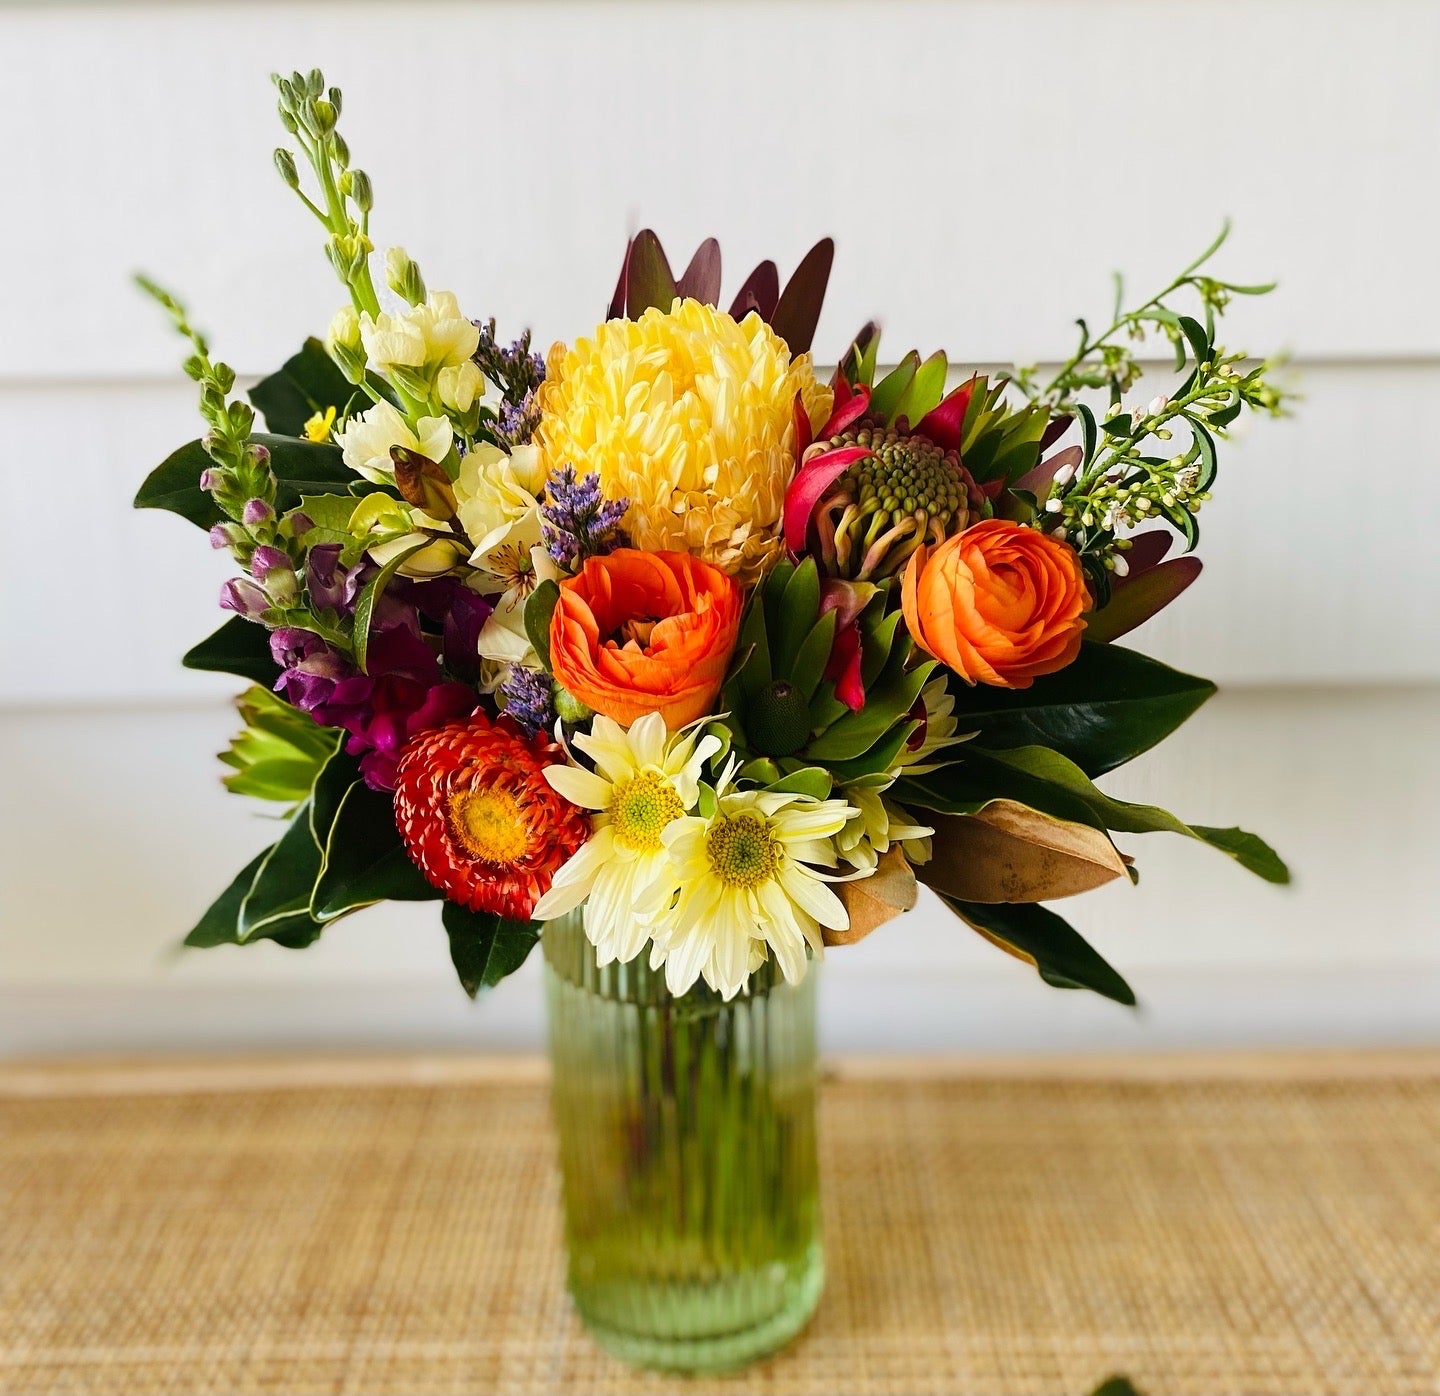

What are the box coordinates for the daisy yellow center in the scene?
[450,788,530,866]
[705,814,779,889]
[609,772,684,853]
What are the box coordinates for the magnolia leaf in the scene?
[183,616,280,686]
[918,801,1127,903]
[827,847,918,946]
[940,895,1137,1006]
[311,778,439,920]
[248,336,355,436]
[390,446,457,521]
[944,641,1215,775]
[235,802,325,945]
[135,434,353,530]
[184,849,271,947]
[441,903,541,998]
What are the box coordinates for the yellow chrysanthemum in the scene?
[534,299,833,580]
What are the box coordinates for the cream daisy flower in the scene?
[836,773,935,872]
[532,714,722,966]
[640,779,856,1000]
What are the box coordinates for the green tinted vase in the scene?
[542,909,823,1372]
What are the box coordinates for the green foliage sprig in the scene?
[135,276,281,562]
[272,68,381,320]
[1012,225,1294,594]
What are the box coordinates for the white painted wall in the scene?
[1,0,1436,1055]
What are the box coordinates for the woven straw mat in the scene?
[1,1055,1436,1396]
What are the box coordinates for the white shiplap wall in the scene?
[1,0,1436,1055]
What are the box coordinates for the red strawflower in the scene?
[394,713,589,920]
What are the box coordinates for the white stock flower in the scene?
[437,361,484,413]
[336,401,453,483]
[327,303,361,350]
[359,291,480,375]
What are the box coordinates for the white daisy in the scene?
[640,775,856,1000]
[532,713,721,966]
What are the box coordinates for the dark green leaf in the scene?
[312,778,439,919]
[1177,314,1210,367]
[183,849,271,947]
[524,578,562,673]
[441,902,541,998]
[944,642,1215,775]
[937,895,1137,1006]
[236,801,325,943]
[248,337,355,436]
[908,745,1289,883]
[788,610,837,702]
[776,558,820,669]
[183,616,279,686]
[353,540,429,672]
[136,434,355,529]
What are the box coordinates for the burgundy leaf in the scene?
[915,375,978,453]
[770,237,835,356]
[1087,557,1202,642]
[1040,413,1074,451]
[606,235,633,320]
[624,229,678,317]
[1116,528,1175,579]
[675,237,722,305]
[729,260,780,321]
[1013,445,1083,495]
[783,445,870,551]
[793,392,814,457]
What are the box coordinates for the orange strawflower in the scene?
[549,548,742,729]
[394,714,588,919]
[901,520,1089,689]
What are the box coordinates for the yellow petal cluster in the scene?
[534,299,832,580]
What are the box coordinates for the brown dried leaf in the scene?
[917,800,1127,904]
[826,846,917,946]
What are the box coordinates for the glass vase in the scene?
[542,909,824,1372]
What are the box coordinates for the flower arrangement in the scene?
[139,69,1291,1008]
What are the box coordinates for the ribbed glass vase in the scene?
[542,909,823,1372]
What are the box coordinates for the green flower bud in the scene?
[385,247,427,308]
[349,169,373,214]
[273,148,299,188]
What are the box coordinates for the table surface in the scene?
[1,1051,1437,1396]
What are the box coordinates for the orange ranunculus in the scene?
[549,549,743,729]
[901,519,1089,689]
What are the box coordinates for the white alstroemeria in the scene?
[476,544,562,685]
[639,771,856,1000]
[336,400,453,484]
[455,443,549,587]
[533,714,723,967]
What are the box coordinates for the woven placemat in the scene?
[1,1055,1437,1395]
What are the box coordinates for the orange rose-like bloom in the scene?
[901,519,1090,689]
[550,549,742,729]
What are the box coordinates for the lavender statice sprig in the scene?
[498,666,557,736]
[474,318,547,448]
[540,465,630,570]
